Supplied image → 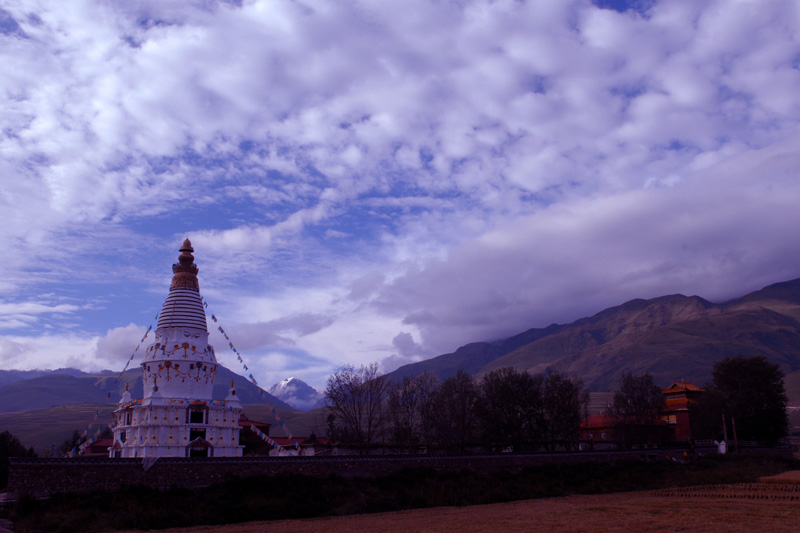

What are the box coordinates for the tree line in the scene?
[325,363,590,452]
[325,355,790,452]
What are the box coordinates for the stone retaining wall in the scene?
[7,449,707,494]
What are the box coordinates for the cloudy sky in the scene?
[1,0,800,390]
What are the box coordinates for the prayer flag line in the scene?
[205,299,297,444]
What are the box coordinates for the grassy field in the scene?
[155,484,800,533]
[3,454,797,532]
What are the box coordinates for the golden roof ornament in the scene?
[170,238,200,290]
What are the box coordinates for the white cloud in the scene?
[371,136,800,355]
[0,0,799,390]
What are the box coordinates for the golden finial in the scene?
[170,239,200,290]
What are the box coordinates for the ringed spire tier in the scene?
[157,239,206,330]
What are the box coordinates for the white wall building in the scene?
[110,240,244,458]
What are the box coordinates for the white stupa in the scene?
[110,239,243,458]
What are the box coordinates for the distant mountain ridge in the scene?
[0,366,294,413]
[386,278,800,391]
[0,368,114,388]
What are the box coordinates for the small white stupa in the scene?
[110,239,243,458]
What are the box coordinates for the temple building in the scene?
[110,240,244,458]
[661,380,705,442]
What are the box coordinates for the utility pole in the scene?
[720,412,728,455]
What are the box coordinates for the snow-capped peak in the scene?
[267,377,323,411]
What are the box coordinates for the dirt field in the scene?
[158,476,800,533]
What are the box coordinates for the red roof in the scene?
[581,412,667,429]
[662,380,705,394]
[80,437,114,456]
[271,436,330,446]
[239,413,271,430]
[580,414,616,429]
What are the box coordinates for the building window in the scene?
[125,412,132,425]
[188,408,205,424]
[120,431,127,443]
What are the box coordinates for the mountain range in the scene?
[0,366,294,413]
[387,278,800,391]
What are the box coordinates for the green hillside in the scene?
[242,405,327,438]
[0,403,117,455]
[0,402,308,452]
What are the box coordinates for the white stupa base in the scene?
[110,402,244,458]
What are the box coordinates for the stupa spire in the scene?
[170,238,200,290]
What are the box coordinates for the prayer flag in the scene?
[212,314,217,322]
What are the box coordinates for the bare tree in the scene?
[325,362,388,450]
[609,372,665,448]
[414,372,441,446]
[387,372,440,447]
[476,367,542,451]
[425,371,478,452]
[387,376,420,446]
[538,372,589,451]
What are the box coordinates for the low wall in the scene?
[7,449,707,494]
